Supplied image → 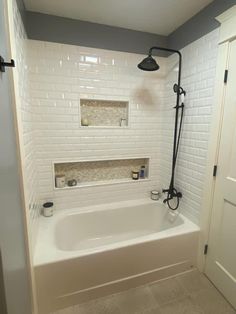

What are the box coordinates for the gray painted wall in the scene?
[168,0,236,50]
[17,0,235,54]
[25,12,167,56]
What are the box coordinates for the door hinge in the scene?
[213,165,217,177]
[204,244,208,255]
[224,69,228,84]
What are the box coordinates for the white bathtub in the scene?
[34,199,199,313]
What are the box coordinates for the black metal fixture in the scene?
[138,46,186,210]
[137,55,159,71]
[0,55,15,72]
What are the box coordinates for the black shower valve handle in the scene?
[162,188,170,194]
[176,191,182,198]
[0,55,15,72]
[162,187,182,197]
[173,83,179,93]
[173,83,186,96]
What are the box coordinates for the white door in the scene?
[205,39,236,309]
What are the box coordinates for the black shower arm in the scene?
[148,46,181,56]
[148,46,182,91]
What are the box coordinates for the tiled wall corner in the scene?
[12,0,40,251]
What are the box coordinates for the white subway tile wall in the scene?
[161,29,219,224]
[13,0,219,247]
[12,0,40,250]
[27,41,166,211]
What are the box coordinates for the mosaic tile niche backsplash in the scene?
[80,99,129,127]
[54,158,149,187]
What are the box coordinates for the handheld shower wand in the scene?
[137,47,186,210]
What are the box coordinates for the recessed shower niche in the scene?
[80,99,129,127]
[54,158,149,189]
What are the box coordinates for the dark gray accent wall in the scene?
[25,12,167,56]
[17,0,236,56]
[168,0,236,50]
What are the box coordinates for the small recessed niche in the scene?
[80,99,129,128]
[54,158,149,189]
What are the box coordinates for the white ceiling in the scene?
[24,0,214,36]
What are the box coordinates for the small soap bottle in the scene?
[140,165,146,179]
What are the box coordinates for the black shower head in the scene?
[137,55,159,71]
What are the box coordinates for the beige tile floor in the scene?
[53,269,236,314]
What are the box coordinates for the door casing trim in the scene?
[198,5,236,271]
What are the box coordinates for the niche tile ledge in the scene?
[54,178,150,190]
[53,158,149,190]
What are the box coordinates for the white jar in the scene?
[55,175,66,188]
[151,190,160,201]
[42,202,54,217]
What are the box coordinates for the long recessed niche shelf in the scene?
[54,158,149,189]
[80,99,129,127]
